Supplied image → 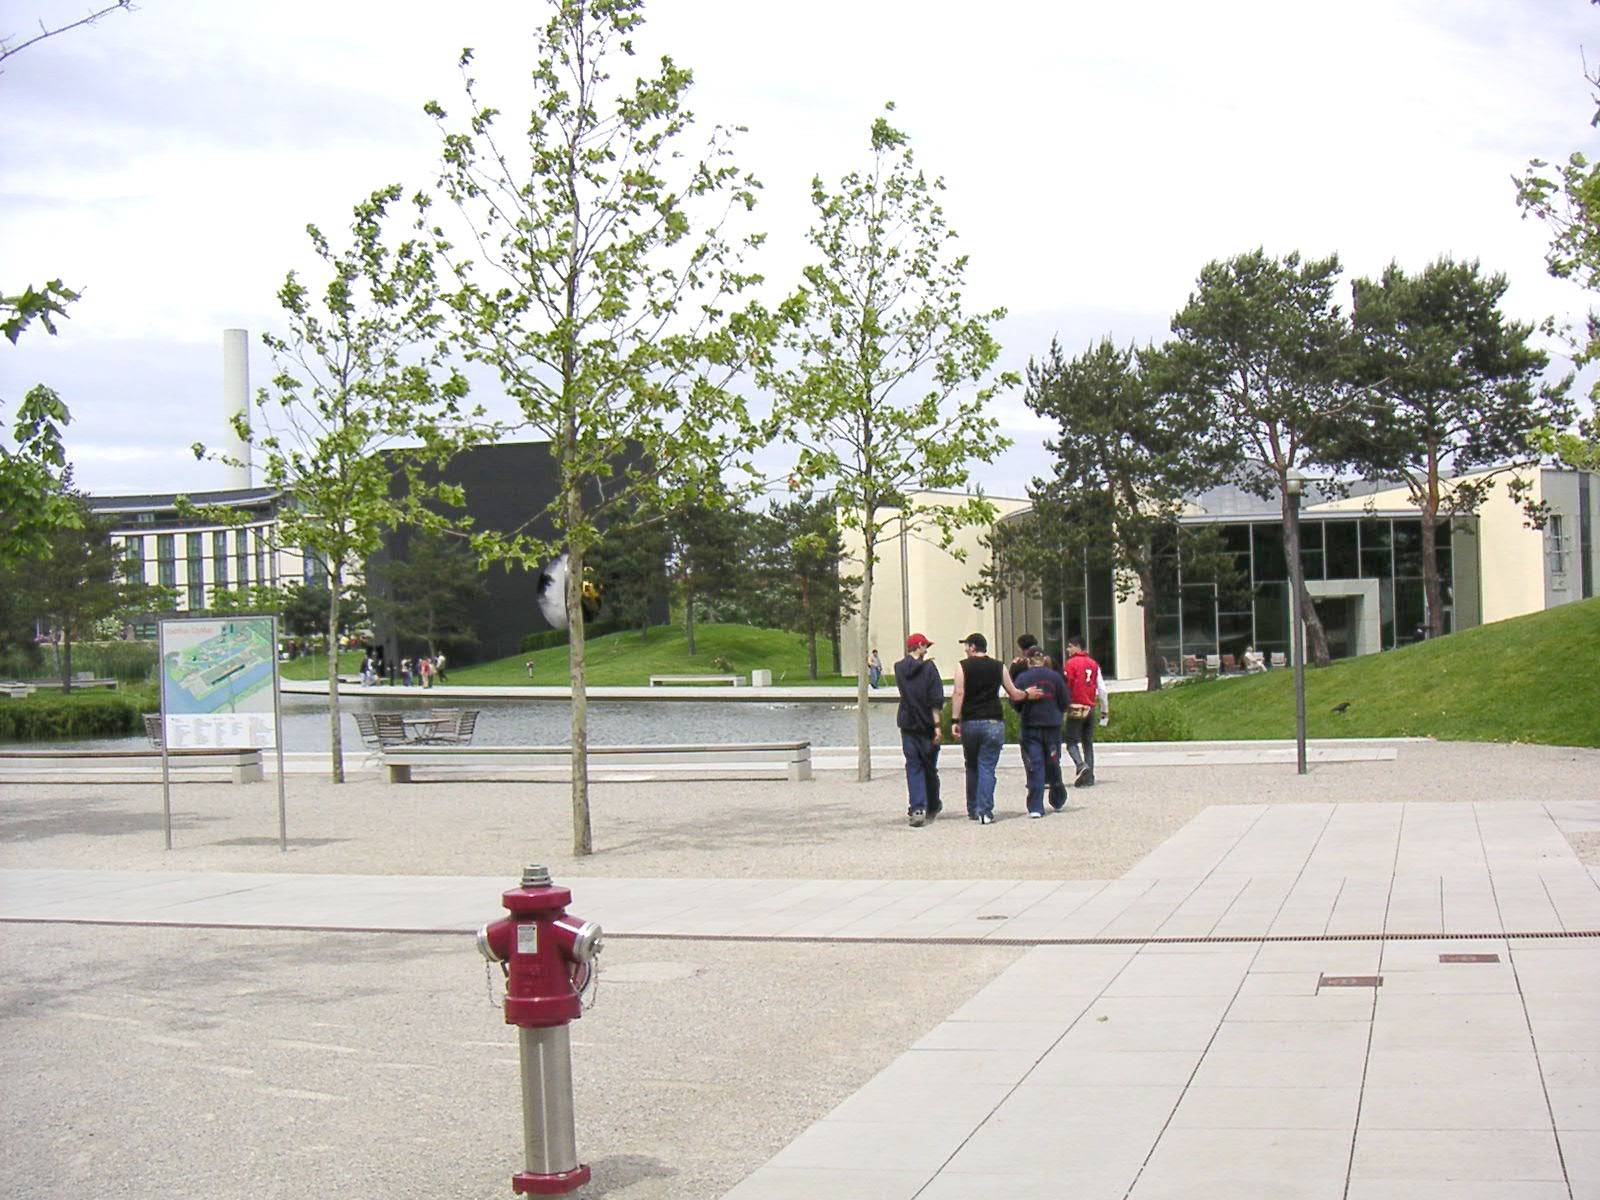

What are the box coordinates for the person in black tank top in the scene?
[950,633,1036,823]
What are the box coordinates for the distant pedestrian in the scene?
[867,649,883,689]
[949,632,1036,825]
[1063,636,1109,787]
[419,656,435,689]
[400,657,413,687]
[1011,646,1070,817]
[895,634,944,827]
[435,652,448,683]
[361,655,376,688]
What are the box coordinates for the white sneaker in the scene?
[1028,811,1043,819]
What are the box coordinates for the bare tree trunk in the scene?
[326,576,344,783]
[1421,454,1445,639]
[568,508,592,857]
[1282,490,1331,668]
[1138,566,1163,691]
[684,578,697,657]
[855,528,875,782]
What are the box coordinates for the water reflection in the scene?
[65,694,902,751]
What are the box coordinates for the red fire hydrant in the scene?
[478,865,603,1196]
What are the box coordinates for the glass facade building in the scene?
[1033,514,1464,678]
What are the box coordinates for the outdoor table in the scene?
[401,716,448,744]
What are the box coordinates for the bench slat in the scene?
[382,741,811,783]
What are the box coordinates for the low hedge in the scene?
[936,692,1192,744]
[0,687,154,742]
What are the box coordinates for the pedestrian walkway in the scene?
[2,797,1596,1197]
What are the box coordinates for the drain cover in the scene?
[1319,975,1382,988]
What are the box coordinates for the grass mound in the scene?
[1114,595,1600,748]
[451,624,849,687]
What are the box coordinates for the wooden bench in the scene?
[381,741,812,783]
[0,747,265,783]
[646,674,745,687]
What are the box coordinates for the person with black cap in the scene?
[894,632,944,827]
[950,632,1036,824]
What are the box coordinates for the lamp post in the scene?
[1285,475,1308,775]
[899,509,911,650]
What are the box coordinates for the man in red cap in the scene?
[894,633,944,826]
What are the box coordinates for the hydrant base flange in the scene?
[513,1164,591,1195]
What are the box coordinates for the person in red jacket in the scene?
[1062,636,1109,787]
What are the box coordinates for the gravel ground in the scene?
[2,739,1595,1199]
[0,924,1017,1200]
[1,740,1596,878]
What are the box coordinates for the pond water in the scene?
[55,694,903,751]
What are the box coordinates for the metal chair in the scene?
[372,713,411,746]
[353,712,383,750]
[431,709,479,745]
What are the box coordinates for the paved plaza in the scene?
[1,740,1597,1197]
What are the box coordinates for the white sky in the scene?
[3,0,1597,501]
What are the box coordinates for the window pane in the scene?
[1325,521,1359,578]
[1181,583,1217,654]
[1254,582,1287,652]
[1393,520,1423,577]
[1252,523,1286,581]
[1360,520,1392,578]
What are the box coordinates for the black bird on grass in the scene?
[1331,701,1351,714]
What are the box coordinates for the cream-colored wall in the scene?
[840,492,1029,680]
[1112,576,1147,680]
[1471,475,1549,623]
[1313,471,1548,624]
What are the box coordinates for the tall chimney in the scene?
[221,328,253,489]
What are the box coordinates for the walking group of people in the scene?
[894,631,1108,827]
[359,650,447,688]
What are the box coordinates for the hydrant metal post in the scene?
[478,865,603,1196]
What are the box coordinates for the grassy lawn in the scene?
[279,650,365,681]
[1113,594,1600,748]
[449,623,851,687]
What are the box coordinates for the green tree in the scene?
[1517,45,1600,471]
[3,4,135,564]
[1010,337,1234,688]
[196,186,480,782]
[665,497,749,655]
[368,530,483,657]
[1348,258,1568,638]
[772,107,1014,779]
[749,495,856,679]
[2,283,82,565]
[1166,249,1364,668]
[587,512,670,638]
[6,493,164,691]
[0,2,131,63]
[425,0,767,854]
[207,582,292,618]
[276,580,366,642]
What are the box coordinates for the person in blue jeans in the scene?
[1011,647,1070,817]
[949,632,1037,824]
[894,633,944,827]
